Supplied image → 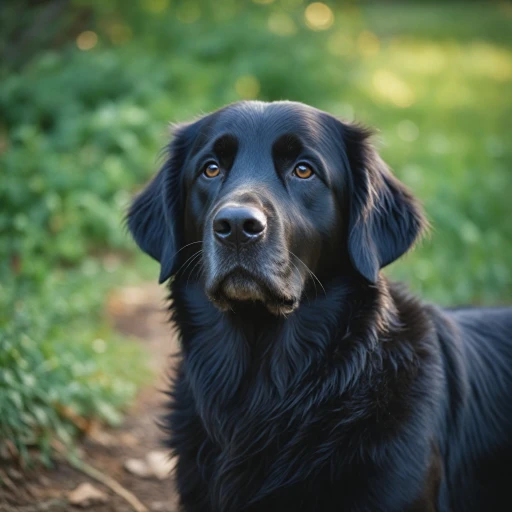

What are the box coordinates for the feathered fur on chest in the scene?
[167,278,440,511]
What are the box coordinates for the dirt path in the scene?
[0,283,180,512]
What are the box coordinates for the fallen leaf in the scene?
[150,501,174,511]
[146,451,176,480]
[119,432,139,447]
[124,458,152,478]
[68,482,108,507]
[90,428,118,447]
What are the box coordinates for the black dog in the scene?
[128,101,512,511]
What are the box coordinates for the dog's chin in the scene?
[207,271,299,316]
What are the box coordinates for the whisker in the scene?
[181,251,203,280]
[293,257,318,300]
[172,241,203,260]
[288,258,311,305]
[288,250,327,298]
[186,257,204,288]
[175,250,203,277]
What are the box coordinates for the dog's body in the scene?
[128,101,512,511]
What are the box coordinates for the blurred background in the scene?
[0,0,511,504]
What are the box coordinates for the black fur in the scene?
[128,101,512,511]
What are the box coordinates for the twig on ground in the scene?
[52,441,148,512]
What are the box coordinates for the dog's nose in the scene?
[213,206,267,246]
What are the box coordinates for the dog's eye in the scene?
[293,164,314,179]
[204,163,220,178]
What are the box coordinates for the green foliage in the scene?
[0,274,147,464]
[0,0,511,460]
[0,264,151,464]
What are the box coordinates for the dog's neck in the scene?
[170,274,396,405]
[169,274,421,508]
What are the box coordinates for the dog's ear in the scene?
[341,122,426,283]
[127,121,199,283]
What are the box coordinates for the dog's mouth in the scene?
[207,268,298,316]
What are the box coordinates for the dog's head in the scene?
[128,101,425,315]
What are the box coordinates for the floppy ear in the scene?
[127,122,197,283]
[342,123,426,283]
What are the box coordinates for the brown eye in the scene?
[293,163,314,179]
[204,162,220,178]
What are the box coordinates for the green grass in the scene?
[1,0,510,461]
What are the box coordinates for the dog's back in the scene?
[437,306,512,510]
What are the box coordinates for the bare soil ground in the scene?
[0,283,180,512]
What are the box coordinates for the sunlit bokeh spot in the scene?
[304,2,334,31]
[389,39,446,75]
[466,43,512,82]
[460,221,480,244]
[92,338,107,354]
[428,133,451,154]
[327,32,353,56]
[235,75,261,99]
[372,69,416,108]
[268,12,297,36]
[397,120,419,142]
[357,30,380,56]
[108,23,133,45]
[177,3,201,23]
[76,31,98,51]
[144,0,169,14]
[415,259,433,282]
[401,164,424,188]
[436,79,472,108]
